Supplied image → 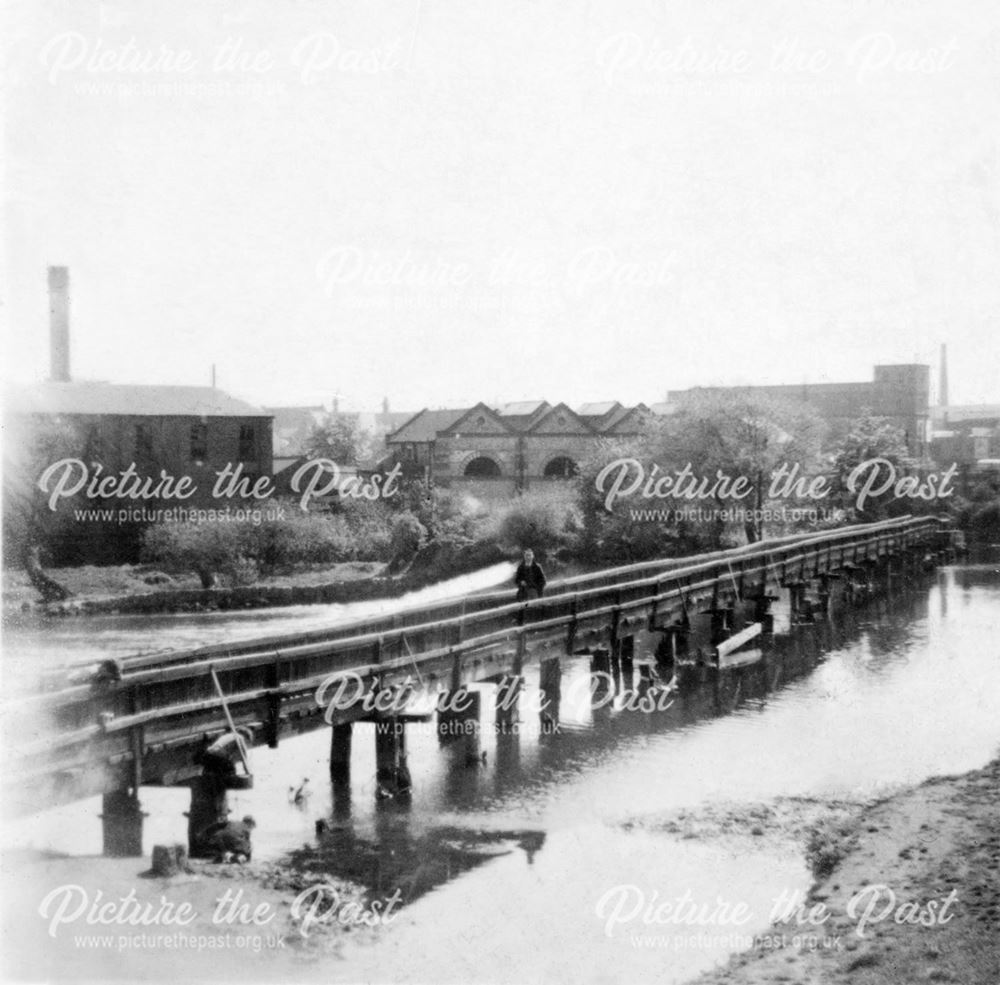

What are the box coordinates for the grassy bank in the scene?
[2,560,387,615]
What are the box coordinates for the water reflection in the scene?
[5,560,1000,985]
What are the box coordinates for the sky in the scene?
[3,0,999,414]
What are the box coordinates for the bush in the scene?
[388,512,427,571]
[495,488,582,557]
[970,500,1000,542]
[252,510,355,568]
[141,521,249,588]
[141,501,398,587]
[337,499,393,561]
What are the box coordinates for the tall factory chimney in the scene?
[939,343,949,410]
[48,266,70,382]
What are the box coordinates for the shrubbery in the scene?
[387,512,428,571]
[141,500,395,587]
[969,501,1000,542]
[494,487,581,556]
[142,520,250,589]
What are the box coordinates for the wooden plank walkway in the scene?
[2,515,952,817]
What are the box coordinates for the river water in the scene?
[3,557,1000,984]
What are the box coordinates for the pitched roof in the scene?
[440,402,514,436]
[497,400,548,417]
[527,402,594,434]
[599,403,649,433]
[5,382,267,417]
[386,408,468,443]
[495,400,550,431]
[648,401,678,416]
[375,411,416,431]
[577,401,621,417]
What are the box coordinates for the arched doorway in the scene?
[464,456,502,478]
[543,456,578,479]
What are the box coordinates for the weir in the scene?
[0,516,958,856]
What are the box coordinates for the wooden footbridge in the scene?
[2,515,955,856]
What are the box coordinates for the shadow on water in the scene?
[286,817,546,904]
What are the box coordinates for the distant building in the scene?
[2,267,274,562]
[5,381,273,499]
[264,405,326,462]
[929,404,1000,468]
[265,399,414,476]
[386,399,649,495]
[7,266,273,493]
[665,364,931,456]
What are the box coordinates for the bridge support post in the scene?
[816,575,834,620]
[637,664,659,698]
[439,688,482,765]
[862,560,877,600]
[187,774,229,859]
[609,650,621,692]
[375,717,411,798]
[654,629,682,676]
[539,657,561,734]
[100,789,144,858]
[590,649,612,705]
[495,676,522,735]
[752,595,776,634]
[787,582,812,624]
[884,554,899,588]
[619,636,635,689]
[330,723,352,785]
[704,605,733,645]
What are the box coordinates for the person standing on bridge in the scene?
[515,548,546,601]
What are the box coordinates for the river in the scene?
[3,555,999,984]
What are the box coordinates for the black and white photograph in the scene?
[2,1,999,983]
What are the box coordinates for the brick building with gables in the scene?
[386,399,650,495]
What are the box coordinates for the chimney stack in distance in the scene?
[48,266,70,382]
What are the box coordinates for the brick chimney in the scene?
[48,266,70,382]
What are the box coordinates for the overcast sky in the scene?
[3,0,999,413]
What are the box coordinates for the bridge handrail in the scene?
[13,516,945,709]
[1,514,950,799]
[35,514,945,682]
[37,515,946,741]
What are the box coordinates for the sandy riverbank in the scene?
[2,755,996,983]
[693,754,1000,985]
[0,850,384,983]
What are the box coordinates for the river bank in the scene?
[2,560,386,616]
[2,561,997,983]
[692,753,1000,985]
[2,540,513,618]
[3,753,996,983]
[0,850,381,983]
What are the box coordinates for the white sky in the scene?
[3,0,999,412]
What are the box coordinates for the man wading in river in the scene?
[514,548,546,601]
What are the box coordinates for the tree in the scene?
[574,393,827,561]
[832,415,913,521]
[141,521,248,589]
[656,392,827,543]
[2,415,80,600]
[305,413,371,465]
